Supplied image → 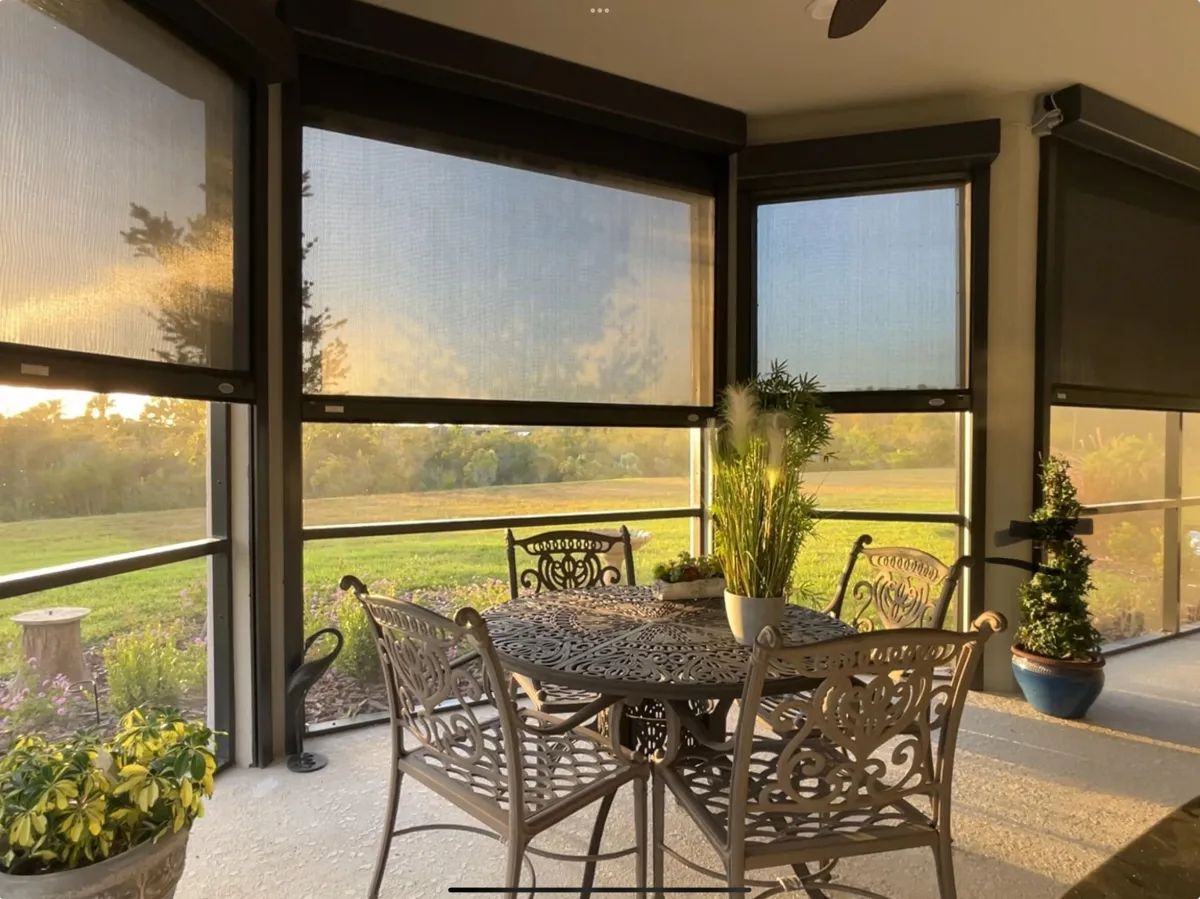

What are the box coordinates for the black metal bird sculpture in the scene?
[285,626,345,774]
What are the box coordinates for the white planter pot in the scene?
[723,590,786,645]
[0,826,189,899]
[655,577,726,601]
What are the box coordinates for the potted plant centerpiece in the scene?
[652,552,726,601]
[0,708,217,899]
[1011,455,1106,719]
[711,362,832,644]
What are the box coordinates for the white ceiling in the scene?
[367,0,1200,136]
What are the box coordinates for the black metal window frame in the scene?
[736,119,999,634]
[1034,85,1200,655]
[0,0,292,766]
[279,15,736,739]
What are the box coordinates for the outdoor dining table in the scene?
[482,584,857,762]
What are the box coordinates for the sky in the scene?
[0,1,962,417]
[302,128,711,405]
[757,187,962,392]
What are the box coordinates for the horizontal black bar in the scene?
[812,509,965,526]
[984,557,1060,576]
[1049,385,1200,414]
[450,891,749,896]
[284,0,745,153]
[998,518,1094,545]
[130,0,296,82]
[739,119,1002,190]
[304,507,701,542]
[300,58,724,196]
[1045,84,1200,194]
[0,342,255,404]
[0,538,226,601]
[303,396,712,429]
[818,390,970,415]
[750,174,970,205]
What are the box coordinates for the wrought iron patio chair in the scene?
[653,611,1006,899]
[341,575,648,899]
[505,526,637,714]
[759,535,972,734]
[824,535,972,632]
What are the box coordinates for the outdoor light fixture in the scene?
[807,0,891,38]
[807,0,837,20]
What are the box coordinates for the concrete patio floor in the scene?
[178,634,1200,899]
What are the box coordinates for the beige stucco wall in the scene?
[746,93,1043,692]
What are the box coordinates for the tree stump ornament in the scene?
[11,607,91,688]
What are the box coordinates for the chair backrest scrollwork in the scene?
[826,537,970,632]
[735,613,1005,839]
[505,527,636,598]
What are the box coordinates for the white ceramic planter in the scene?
[723,590,786,645]
[655,577,726,601]
[0,826,189,899]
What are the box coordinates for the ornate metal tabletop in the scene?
[482,586,856,701]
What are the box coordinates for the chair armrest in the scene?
[517,695,621,736]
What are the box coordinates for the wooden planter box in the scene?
[655,578,726,601]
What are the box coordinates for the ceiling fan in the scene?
[807,0,891,39]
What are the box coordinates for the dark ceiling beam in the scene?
[739,118,1002,192]
[279,0,746,153]
[1042,84,1200,193]
[129,0,296,81]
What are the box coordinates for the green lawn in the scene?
[0,467,1162,674]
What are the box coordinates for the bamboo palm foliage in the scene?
[711,363,832,600]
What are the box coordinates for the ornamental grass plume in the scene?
[711,362,832,600]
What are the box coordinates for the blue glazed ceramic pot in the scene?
[1011,646,1105,719]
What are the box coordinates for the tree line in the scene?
[1,407,965,523]
[0,398,205,521]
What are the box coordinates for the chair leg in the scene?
[634,778,648,899]
[790,863,830,899]
[505,838,527,899]
[726,853,745,899]
[367,767,403,899]
[933,833,957,899]
[652,773,665,899]
[580,791,616,899]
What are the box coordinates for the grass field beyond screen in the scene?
[0,463,1163,674]
[0,470,963,674]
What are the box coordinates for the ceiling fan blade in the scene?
[828,0,890,38]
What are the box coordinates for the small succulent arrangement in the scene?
[0,708,216,876]
[652,552,724,584]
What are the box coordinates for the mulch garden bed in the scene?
[305,668,388,726]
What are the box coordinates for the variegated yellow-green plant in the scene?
[0,708,216,876]
[711,362,832,600]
